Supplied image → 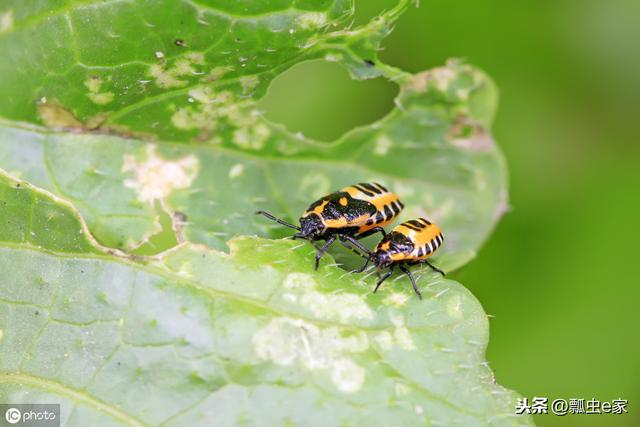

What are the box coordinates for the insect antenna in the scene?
[255,210,301,231]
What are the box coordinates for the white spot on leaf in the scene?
[228,164,244,179]
[186,52,205,65]
[394,326,416,350]
[375,313,417,351]
[84,76,114,105]
[239,75,259,94]
[253,317,368,393]
[283,273,316,290]
[296,12,327,29]
[122,145,199,204]
[282,273,373,323]
[374,135,391,155]
[407,62,458,93]
[205,66,234,82]
[331,359,365,393]
[374,331,393,350]
[383,292,409,307]
[301,292,373,323]
[149,63,187,88]
[0,10,13,34]
[148,52,205,88]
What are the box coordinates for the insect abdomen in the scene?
[341,182,404,233]
[395,218,443,260]
[412,232,444,258]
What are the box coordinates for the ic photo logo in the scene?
[0,404,59,427]
[4,408,20,424]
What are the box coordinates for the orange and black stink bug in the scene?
[256,183,404,270]
[357,218,445,299]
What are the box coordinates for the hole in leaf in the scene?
[131,203,178,256]
[258,60,398,142]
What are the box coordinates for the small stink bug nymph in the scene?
[358,218,445,299]
[256,182,404,269]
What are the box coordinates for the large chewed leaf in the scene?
[0,0,528,425]
[0,0,506,269]
[0,172,532,426]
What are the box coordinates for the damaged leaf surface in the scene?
[0,0,530,425]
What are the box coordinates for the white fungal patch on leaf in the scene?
[239,75,259,94]
[148,52,205,89]
[372,313,417,351]
[205,65,234,82]
[149,63,187,88]
[171,85,270,148]
[84,76,114,105]
[283,273,316,290]
[171,88,227,132]
[228,164,244,179]
[185,52,205,65]
[301,291,373,323]
[383,292,409,307]
[232,122,271,150]
[394,326,416,350]
[330,359,365,393]
[252,317,368,393]
[374,135,391,155]
[282,273,373,323]
[373,330,393,351]
[0,10,13,34]
[122,145,199,204]
[173,59,197,76]
[296,12,327,29]
[430,66,457,92]
[407,63,458,94]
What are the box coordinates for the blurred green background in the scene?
[260,1,640,426]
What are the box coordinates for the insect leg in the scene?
[399,264,422,299]
[338,237,365,257]
[420,259,445,276]
[255,210,301,231]
[315,235,337,270]
[353,256,371,273]
[356,226,387,239]
[341,235,372,256]
[373,268,393,293]
[338,236,373,273]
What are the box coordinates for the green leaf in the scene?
[0,0,530,425]
[0,172,532,426]
[0,0,505,268]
